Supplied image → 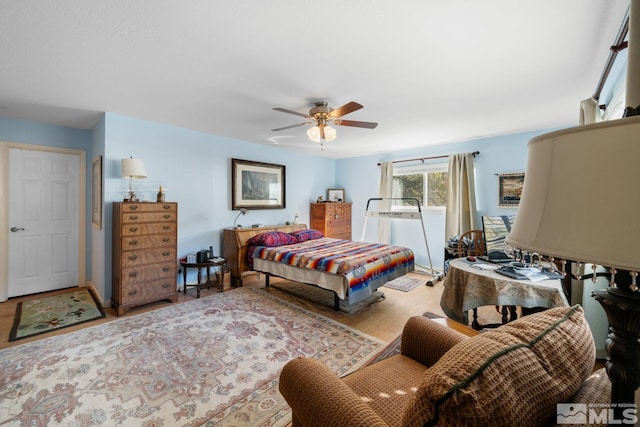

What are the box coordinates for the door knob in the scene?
[10,227,25,232]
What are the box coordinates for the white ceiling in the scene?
[0,1,629,159]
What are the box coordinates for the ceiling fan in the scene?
[272,101,378,143]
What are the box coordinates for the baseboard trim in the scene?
[84,281,111,308]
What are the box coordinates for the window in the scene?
[392,163,448,210]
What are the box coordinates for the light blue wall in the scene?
[0,116,91,149]
[336,128,561,271]
[2,112,613,356]
[0,113,335,302]
[0,112,561,301]
[0,116,94,285]
[100,113,335,301]
[90,116,107,300]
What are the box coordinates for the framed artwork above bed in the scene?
[232,158,286,210]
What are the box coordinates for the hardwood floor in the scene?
[0,272,461,349]
[0,272,605,375]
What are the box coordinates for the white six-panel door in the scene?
[8,148,79,297]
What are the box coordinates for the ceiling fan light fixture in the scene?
[307,125,321,142]
[275,100,376,145]
[324,125,337,142]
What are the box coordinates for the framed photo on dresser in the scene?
[327,188,345,202]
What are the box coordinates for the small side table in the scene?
[179,258,226,298]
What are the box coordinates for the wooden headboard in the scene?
[222,224,307,286]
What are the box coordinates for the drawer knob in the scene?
[129,215,138,220]
[162,267,170,272]
[128,205,139,211]
[163,214,170,219]
[162,283,171,289]
[162,205,171,210]
[128,254,138,261]
[162,237,170,243]
[129,226,138,232]
[129,289,137,296]
[129,272,138,278]
[162,251,170,256]
[129,239,138,246]
[162,225,170,230]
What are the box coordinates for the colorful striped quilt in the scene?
[253,238,415,303]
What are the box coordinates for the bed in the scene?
[249,229,415,310]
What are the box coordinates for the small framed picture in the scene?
[327,188,345,202]
[498,172,525,207]
[91,155,103,228]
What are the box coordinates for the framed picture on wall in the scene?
[327,188,345,202]
[498,172,525,207]
[92,155,103,228]
[231,158,286,209]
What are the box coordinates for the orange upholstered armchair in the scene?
[279,306,610,427]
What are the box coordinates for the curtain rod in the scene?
[594,5,629,102]
[377,150,479,166]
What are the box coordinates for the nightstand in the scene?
[179,258,226,298]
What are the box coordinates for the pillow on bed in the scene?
[289,229,323,242]
[247,231,298,247]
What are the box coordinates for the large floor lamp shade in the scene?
[507,0,640,409]
[506,80,640,411]
[506,117,640,272]
[121,157,147,202]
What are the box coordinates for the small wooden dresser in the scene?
[310,202,352,240]
[112,202,178,316]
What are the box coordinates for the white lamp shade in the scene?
[121,158,147,179]
[324,125,337,142]
[307,125,337,143]
[506,116,640,271]
[307,126,321,142]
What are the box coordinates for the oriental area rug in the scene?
[9,288,105,341]
[0,287,384,426]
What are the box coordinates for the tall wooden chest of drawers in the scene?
[112,202,178,316]
[310,202,352,240]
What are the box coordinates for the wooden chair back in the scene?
[457,229,486,257]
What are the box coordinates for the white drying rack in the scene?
[360,197,443,286]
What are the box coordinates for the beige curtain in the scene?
[377,162,393,243]
[445,153,477,240]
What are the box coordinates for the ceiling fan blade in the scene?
[273,107,310,118]
[333,119,378,129]
[272,122,311,131]
[328,102,363,119]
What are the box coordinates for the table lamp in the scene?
[507,1,640,411]
[233,208,249,228]
[121,157,147,202]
